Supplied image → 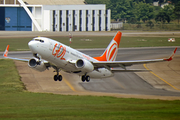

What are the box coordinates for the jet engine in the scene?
[28,58,47,72]
[75,59,94,73]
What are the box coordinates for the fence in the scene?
[111,22,123,30]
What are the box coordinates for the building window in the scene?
[60,10,62,31]
[66,10,69,31]
[79,10,82,31]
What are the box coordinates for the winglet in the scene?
[3,45,9,58]
[164,47,177,61]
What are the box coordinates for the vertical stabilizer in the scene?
[94,31,122,61]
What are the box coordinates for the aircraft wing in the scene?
[3,45,51,67]
[3,45,29,61]
[92,48,177,69]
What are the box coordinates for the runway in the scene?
[1,47,180,98]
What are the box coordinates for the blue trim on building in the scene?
[0,7,5,30]
[3,7,32,31]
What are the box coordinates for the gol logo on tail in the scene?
[106,40,118,61]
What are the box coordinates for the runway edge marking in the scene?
[143,64,180,91]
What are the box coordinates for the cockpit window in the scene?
[34,39,44,43]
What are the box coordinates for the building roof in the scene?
[22,0,85,5]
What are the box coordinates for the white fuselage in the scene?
[28,37,113,78]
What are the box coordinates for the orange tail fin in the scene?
[94,31,122,61]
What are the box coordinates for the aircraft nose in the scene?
[28,40,37,53]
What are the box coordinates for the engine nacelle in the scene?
[75,59,94,73]
[28,58,46,72]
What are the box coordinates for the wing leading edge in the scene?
[3,45,51,67]
[3,45,29,61]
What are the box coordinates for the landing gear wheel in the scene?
[58,75,62,81]
[81,75,90,82]
[86,76,90,82]
[54,75,58,81]
[82,75,86,82]
[53,68,63,81]
[54,75,63,81]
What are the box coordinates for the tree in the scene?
[174,1,180,24]
[135,2,155,22]
[128,17,137,23]
[133,0,153,3]
[170,0,179,4]
[85,0,137,21]
[158,0,165,4]
[145,0,153,3]
[108,0,135,21]
[155,11,170,23]
[85,0,109,4]
[162,4,176,21]
[146,20,154,29]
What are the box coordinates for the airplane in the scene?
[3,31,177,82]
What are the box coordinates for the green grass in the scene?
[0,36,179,51]
[123,23,180,31]
[0,59,180,120]
[0,59,25,93]
[121,37,180,47]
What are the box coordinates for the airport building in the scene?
[0,0,111,31]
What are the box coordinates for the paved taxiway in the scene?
[1,47,180,99]
[0,31,179,38]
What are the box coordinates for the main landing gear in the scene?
[53,68,62,81]
[81,75,90,82]
[54,74,62,81]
